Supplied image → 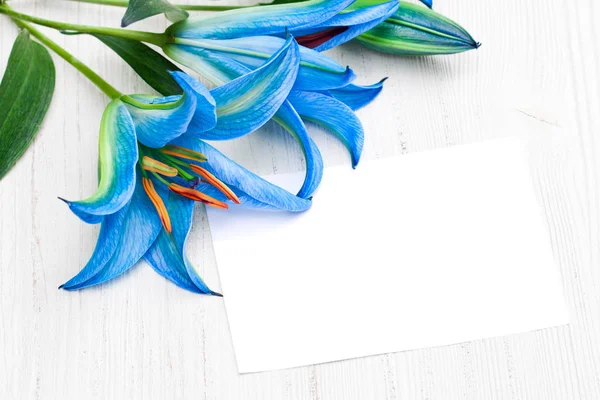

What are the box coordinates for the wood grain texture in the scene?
[1,0,599,398]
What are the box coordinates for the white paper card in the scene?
[207,138,569,373]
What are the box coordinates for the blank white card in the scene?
[206,138,569,373]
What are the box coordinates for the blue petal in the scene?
[123,71,210,148]
[191,182,283,211]
[166,35,356,91]
[167,0,355,40]
[173,136,312,212]
[326,78,386,110]
[123,93,194,148]
[288,90,364,168]
[63,100,137,223]
[420,0,433,8]
[144,193,220,295]
[170,71,218,133]
[61,176,166,290]
[164,44,245,85]
[302,1,400,51]
[59,202,130,289]
[197,36,300,140]
[273,101,323,198]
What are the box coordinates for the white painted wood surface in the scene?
[1,0,599,398]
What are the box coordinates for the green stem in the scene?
[150,171,171,186]
[0,4,167,46]
[7,13,123,99]
[71,0,249,11]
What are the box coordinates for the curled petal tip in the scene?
[59,283,80,291]
[211,291,223,297]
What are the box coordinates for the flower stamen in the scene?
[189,164,241,204]
[161,145,208,163]
[168,183,228,209]
[142,177,172,233]
[141,156,178,177]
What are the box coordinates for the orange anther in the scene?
[169,183,228,209]
[189,164,241,204]
[142,177,172,232]
[141,156,178,177]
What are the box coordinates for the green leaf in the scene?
[121,0,189,27]
[0,31,55,181]
[92,34,183,96]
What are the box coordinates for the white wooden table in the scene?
[1,0,599,398]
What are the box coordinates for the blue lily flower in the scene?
[164,32,385,171]
[163,0,479,56]
[165,0,399,52]
[60,38,313,294]
[157,0,391,168]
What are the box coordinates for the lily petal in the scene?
[59,202,130,289]
[166,35,356,91]
[144,193,220,294]
[420,0,433,8]
[166,0,355,40]
[63,100,137,223]
[199,36,300,140]
[123,92,195,148]
[288,90,364,168]
[191,182,294,211]
[295,0,399,51]
[122,69,218,148]
[164,44,243,86]
[326,78,386,110]
[173,136,312,212]
[273,101,323,198]
[170,71,218,133]
[61,176,166,290]
[356,3,479,55]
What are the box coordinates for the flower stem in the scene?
[0,4,167,46]
[70,0,248,11]
[8,15,123,99]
